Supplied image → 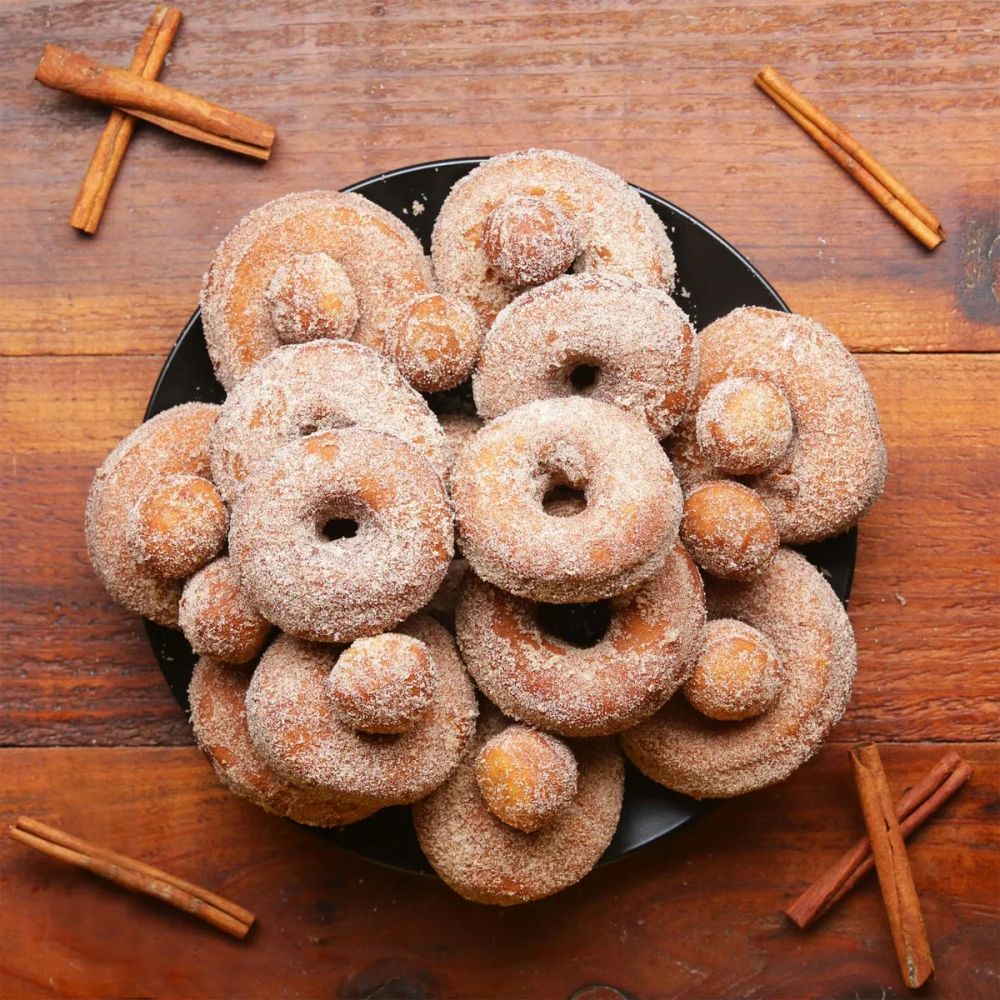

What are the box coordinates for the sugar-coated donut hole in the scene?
[482,195,579,287]
[388,293,483,393]
[127,474,228,580]
[265,252,360,345]
[696,376,794,476]
[474,725,579,833]
[681,480,779,580]
[326,633,436,734]
[684,618,785,721]
[178,557,272,664]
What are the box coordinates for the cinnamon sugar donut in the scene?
[457,545,705,736]
[451,397,682,603]
[620,548,857,798]
[474,273,697,438]
[210,339,448,503]
[189,656,377,826]
[86,403,220,627]
[413,705,624,905]
[667,307,887,543]
[179,557,272,665]
[201,190,433,388]
[229,428,452,643]
[245,615,477,806]
[432,149,676,326]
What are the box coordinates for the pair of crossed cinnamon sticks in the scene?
[755,67,944,250]
[787,746,972,989]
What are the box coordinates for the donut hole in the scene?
[321,517,359,541]
[542,484,587,517]
[569,362,600,393]
[536,600,612,649]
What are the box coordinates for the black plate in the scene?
[145,158,856,874]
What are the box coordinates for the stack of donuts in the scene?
[86,149,887,906]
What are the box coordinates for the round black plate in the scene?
[145,158,856,875]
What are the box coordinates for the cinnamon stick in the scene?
[786,751,972,929]
[850,744,935,989]
[8,816,255,940]
[754,67,943,251]
[69,6,182,233]
[35,44,274,161]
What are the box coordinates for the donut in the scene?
[264,252,359,344]
[326,633,436,734]
[201,190,434,388]
[245,615,478,806]
[451,397,682,603]
[209,339,448,504]
[189,655,377,826]
[620,548,857,798]
[229,428,453,643]
[179,557,273,665]
[425,557,471,629]
[126,474,228,580]
[438,412,483,487]
[432,149,676,326]
[682,618,784,721]
[680,480,779,580]
[474,725,578,833]
[456,544,706,736]
[412,705,624,905]
[86,403,220,627]
[667,307,887,543]
[474,273,697,438]
[386,293,484,393]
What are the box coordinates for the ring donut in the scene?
[620,548,857,798]
[189,655,377,826]
[456,545,706,736]
[229,428,453,643]
[413,705,624,905]
[201,190,433,388]
[432,149,676,326]
[245,615,478,806]
[451,397,682,603]
[210,339,448,503]
[85,403,220,627]
[667,307,887,543]
[474,273,697,438]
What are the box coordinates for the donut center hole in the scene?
[536,601,612,648]
[321,517,358,541]
[542,484,587,517]
[569,363,600,392]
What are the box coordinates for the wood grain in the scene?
[2,353,997,747]
[1,1,997,358]
[1,744,996,999]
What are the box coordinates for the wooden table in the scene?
[2,2,998,996]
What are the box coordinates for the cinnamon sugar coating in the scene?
[667,307,887,544]
[179,556,273,665]
[432,149,676,327]
[475,725,578,833]
[126,474,228,580]
[482,195,579,287]
[620,548,857,798]
[438,413,483,490]
[201,190,433,388]
[681,480,780,581]
[451,397,682,604]
[474,273,697,438]
[413,705,624,905]
[457,545,706,736]
[189,655,377,826]
[229,429,453,644]
[264,251,360,344]
[85,403,220,627]
[245,615,478,806]
[210,339,448,504]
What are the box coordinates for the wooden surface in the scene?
[1,1,997,997]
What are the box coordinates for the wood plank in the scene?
[0,743,995,998]
[2,1,997,358]
[1,353,998,747]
